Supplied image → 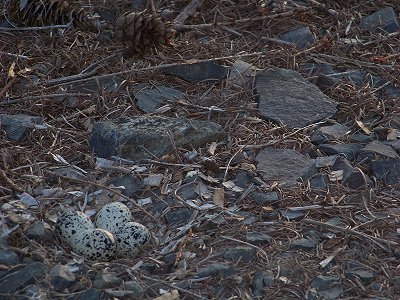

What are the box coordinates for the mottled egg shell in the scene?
[114,222,151,258]
[95,202,132,234]
[73,228,116,261]
[55,211,95,247]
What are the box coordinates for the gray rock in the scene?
[384,140,400,153]
[289,238,317,251]
[362,7,400,34]
[332,157,371,189]
[256,68,337,129]
[245,232,272,245]
[50,264,76,292]
[252,191,279,205]
[94,272,122,289]
[0,248,21,266]
[345,268,374,285]
[370,159,400,185]
[107,174,143,196]
[228,59,257,89]
[233,170,252,188]
[382,82,400,98]
[310,124,350,144]
[0,114,42,142]
[308,173,329,191]
[165,208,192,225]
[350,133,373,143]
[311,275,341,290]
[25,221,53,242]
[89,116,225,161]
[123,281,145,299]
[318,286,344,300]
[303,230,323,242]
[133,84,183,113]
[223,247,256,263]
[318,143,362,161]
[162,61,227,82]
[359,140,399,161]
[0,262,47,293]
[278,26,315,49]
[256,147,317,183]
[251,270,275,297]
[193,263,237,279]
[280,210,305,221]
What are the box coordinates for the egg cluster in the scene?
[55,202,151,261]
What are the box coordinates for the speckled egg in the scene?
[95,202,132,234]
[73,228,116,261]
[55,211,95,248]
[114,222,151,258]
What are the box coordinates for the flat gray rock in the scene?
[50,264,76,292]
[278,26,315,49]
[256,68,337,129]
[0,114,42,141]
[256,147,317,183]
[89,116,225,161]
[0,262,47,293]
[318,143,362,161]
[133,84,183,113]
[223,246,256,263]
[162,61,227,83]
[370,159,400,185]
[310,124,350,144]
[362,6,400,34]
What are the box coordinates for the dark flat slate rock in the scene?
[370,159,400,185]
[308,173,329,191]
[362,6,400,34]
[162,61,227,82]
[256,147,317,183]
[0,114,42,142]
[251,270,275,297]
[310,124,350,144]
[107,174,143,196]
[280,210,305,221]
[165,208,192,226]
[0,248,21,266]
[25,221,54,242]
[256,68,337,129]
[289,238,317,251]
[50,264,76,292]
[345,268,374,285]
[311,275,341,290]
[245,232,272,245]
[223,247,256,263]
[299,63,338,77]
[252,191,279,205]
[332,157,372,189]
[70,75,120,93]
[0,262,47,293]
[89,116,225,161]
[278,26,315,49]
[360,140,399,159]
[133,84,183,113]
[318,143,362,161]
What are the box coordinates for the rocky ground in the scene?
[0,0,400,299]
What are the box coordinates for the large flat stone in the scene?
[256,68,337,129]
[256,147,317,183]
[89,116,225,161]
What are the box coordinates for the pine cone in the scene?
[6,0,95,29]
[115,11,174,54]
